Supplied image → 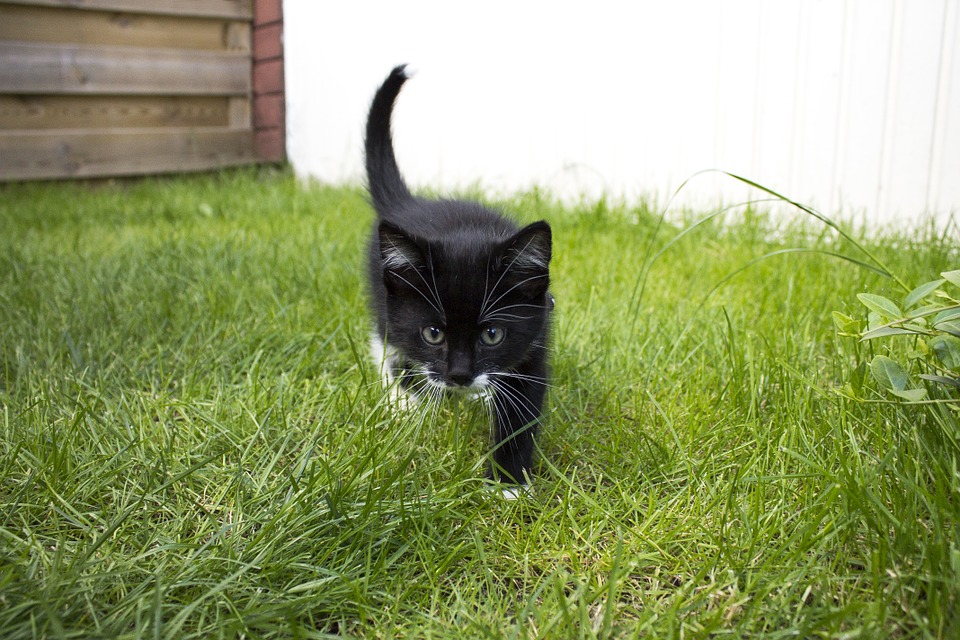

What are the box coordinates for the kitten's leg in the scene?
[370,332,395,386]
[489,371,546,486]
[369,332,418,410]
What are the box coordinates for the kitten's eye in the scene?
[421,326,445,346]
[479,326,505,346]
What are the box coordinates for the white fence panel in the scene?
[284,0,959,226]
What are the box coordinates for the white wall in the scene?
[284,0,959,226]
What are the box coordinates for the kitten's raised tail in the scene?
[365,65,414,216]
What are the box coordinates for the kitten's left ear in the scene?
[501,221,551,296]
[379,221,426,273]
[379,221,428,293]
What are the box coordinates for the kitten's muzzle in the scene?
[446,365,474,388]
[447,373,474,387]
[446,350,474,387]
[438,372,491,396]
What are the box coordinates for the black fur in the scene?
[364,65,553,485]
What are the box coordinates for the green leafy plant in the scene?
[834,269,960,404]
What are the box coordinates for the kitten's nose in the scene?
[447,352,473,387]
[448,372,474,387]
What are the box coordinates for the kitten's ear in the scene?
[379,221,425,279]
[501,221,551,296]
[503,221,552,271]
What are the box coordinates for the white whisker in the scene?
[388,271,444,317]
[480,232,548,319]
[488,379,540,424]
[424,246,445,319]
[383,236,446,317]
[479,274,549,323]
[485,370,554,389]
[487,302,549,313]
[480,314,535,322]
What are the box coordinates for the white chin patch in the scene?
[423,375,448,392]
[467,374,493,401]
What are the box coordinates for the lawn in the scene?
[1,168,957,638]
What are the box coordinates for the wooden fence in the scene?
[0,0,284,180]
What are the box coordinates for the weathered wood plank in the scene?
[0,128,256,179]
[0,0,253,19]
[228,97,250,129]
[225,21,250,51]
[0,4,250,51]
[0,96,236,129]
[0,41,250,95]
[0,0,269,179]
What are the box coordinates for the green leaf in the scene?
[866,311,885,332]
[935,319,960,338]
[850,360,866,396]
[869,355,908,391]
[832,311,862,334]
[857,293,902,319]
[929,335,960,370]
[840,383,860,399]
[934,308,960,324]
[903,279,945,309]
[920,374,960,390]
[860,326,923,341]
[941,269,960,288]
[889,388,928,402]
[908,303,944,319]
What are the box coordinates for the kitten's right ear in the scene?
[379,221,426,275]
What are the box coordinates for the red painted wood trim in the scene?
[253,0,282,26]
[252,0,284,162]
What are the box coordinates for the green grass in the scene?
[1,167,958,638]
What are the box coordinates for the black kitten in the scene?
[364,65,553,488]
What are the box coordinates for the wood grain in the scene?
[0,0,278,179]
[0,95,233,129]
[0,128,256,179]
[0,41,250,95]
[0,4,250,51]
[0,0,253,19]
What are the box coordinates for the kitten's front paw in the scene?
[500,484,528,500]
[483,482,530,500]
